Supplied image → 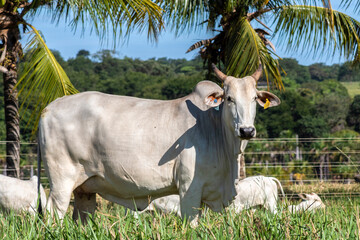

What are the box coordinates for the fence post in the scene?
[238,154,246,179]
[296,134,302,160]
[319,154,324,181]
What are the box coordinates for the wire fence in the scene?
[1,138,360,198]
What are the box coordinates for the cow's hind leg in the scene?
[73,186,96,223]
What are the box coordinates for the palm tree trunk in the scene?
[0,17,22,177]
[4,68,20,177]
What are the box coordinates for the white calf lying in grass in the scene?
[133,175,285,217]
[288,193,325,213]
[0,175,46,214]
[140,194,181,217]
[231,176,285,213]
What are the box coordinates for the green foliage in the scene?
[256,89,319,138]
[346,95,360,131]
[161,75,199,100]
[225,16,282,88]
[17,26,79,135]
[296,115,329,138]
[309,63,340,82]
[338,61,360,82]
[165,0,360,89]
[274,5,360,64]
[279,58,311,84]
[40,0,164,42]
[341,82,360,98]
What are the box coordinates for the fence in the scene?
[1,138,360,198]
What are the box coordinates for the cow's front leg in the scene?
[179,185,202,228]
[176,149,202,227]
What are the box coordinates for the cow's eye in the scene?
[227,96,233,102]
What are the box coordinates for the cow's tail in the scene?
[37,130,43,218]
[270,177,286,202]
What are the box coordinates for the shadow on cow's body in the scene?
[39,66,280,226]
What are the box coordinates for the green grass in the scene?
[341,81,360,98]
[0,197,359,239]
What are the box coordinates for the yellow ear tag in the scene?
[264,98,270,109]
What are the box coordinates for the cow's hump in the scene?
[193,81,223,100]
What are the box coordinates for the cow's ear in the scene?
[298,193,308,200]
[205,92,224,107]
[256,91,281,108]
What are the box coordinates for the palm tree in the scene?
[164,0,360,88]
[0,0,163,177]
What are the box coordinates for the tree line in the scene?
[51,49,359,139]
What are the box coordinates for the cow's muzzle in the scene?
[239,127,256,139]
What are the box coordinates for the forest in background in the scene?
[4,49,360,181]
[57,49,360,139]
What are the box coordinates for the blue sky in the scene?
[25,0,357,66]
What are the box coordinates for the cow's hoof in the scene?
[189,217,199,228]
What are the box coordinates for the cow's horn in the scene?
[211,63,227,82]
[251,64,263,82]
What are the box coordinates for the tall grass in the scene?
[0,197,359,239]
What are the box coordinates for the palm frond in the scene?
[273,5,360,64]
[32,0,164,43]
[339,0,360,14]
[162,0,209,35]
[186,37,216,53]
[17,25,79,135]
[322,0,334,30]
[225,17,283,89]
[163,0,293,35]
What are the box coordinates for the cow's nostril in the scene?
[249,127,255,136]
[240,128,246,136]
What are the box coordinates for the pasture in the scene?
[341,81,360,98]
[2,139,359,239]
[0,193,359,239]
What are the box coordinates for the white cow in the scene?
[136,176,285,216]
[131,194,181,218]
[0,175,46,214]
[231,176,285,213]
[288,193,325,213]
[38,64,280,226]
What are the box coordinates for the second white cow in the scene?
[231,175,285,213]
[0,175,47,214]
[137,175,285,216]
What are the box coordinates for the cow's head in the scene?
[298,193,322,202]
[205,64,280,140]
